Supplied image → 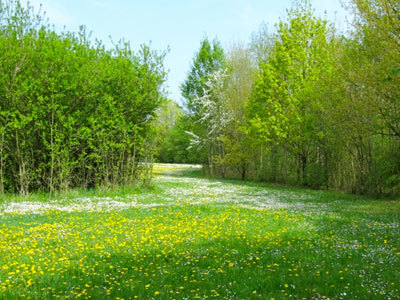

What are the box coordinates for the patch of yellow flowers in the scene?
[0,205,302,299]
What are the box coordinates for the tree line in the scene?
[157,0,400,196]
[0,1,166,195]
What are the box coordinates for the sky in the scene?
[22,0,351,104]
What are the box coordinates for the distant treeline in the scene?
[0,1,166,194]
[156,0,400,195]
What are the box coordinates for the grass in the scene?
[0,163,399,299]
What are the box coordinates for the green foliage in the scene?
[180,37,225,118]
[151,99,183,159]
[248,1,332,183]
[176,0,400,195]
[0,1,166,194]
[3,0,399,196]
[214,44,257,179]
[158,115,203,164]
[179,37,226,168]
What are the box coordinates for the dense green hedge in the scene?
[0,1,167,194]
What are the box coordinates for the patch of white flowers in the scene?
[2,164,396,223]
[0,197,168,215]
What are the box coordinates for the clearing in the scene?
[0,164,399,299]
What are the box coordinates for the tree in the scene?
[248,1,333,184]
[0,0,167,194]
[250,23,274,64]
[158,115,202,164]
[180,37,226,170]
[152,99,183,160]
[181,37,225,119]
[350,0,400,138]
[218,43,256,179]
[191,70,231,176]
[330,0,400,193]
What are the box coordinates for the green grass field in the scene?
[0,164,399,299]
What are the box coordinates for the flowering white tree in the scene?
[186,69,232,176]
[197,70,231,136]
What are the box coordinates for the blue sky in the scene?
[22,0,350,104]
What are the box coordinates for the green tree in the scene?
[158,115,202,164]
[152,99,183,160]
[0,0,167,195]
[330,0,400,193]
[217,43,256,179]
[181,37,225,119]
[180,37,225,170]
[248,1,332,184]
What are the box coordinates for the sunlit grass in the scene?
[0,164,399,299]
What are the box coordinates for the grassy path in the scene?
[0,164,399,299]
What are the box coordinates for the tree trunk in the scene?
[241,162,246,180]
[301,153,307,185]
[49,101,55,197]
[15,131,29,195]
[219,142,225,179]
[209,142,214,177]
[0,115,7,194]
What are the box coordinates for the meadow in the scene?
[0,164,399,299]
